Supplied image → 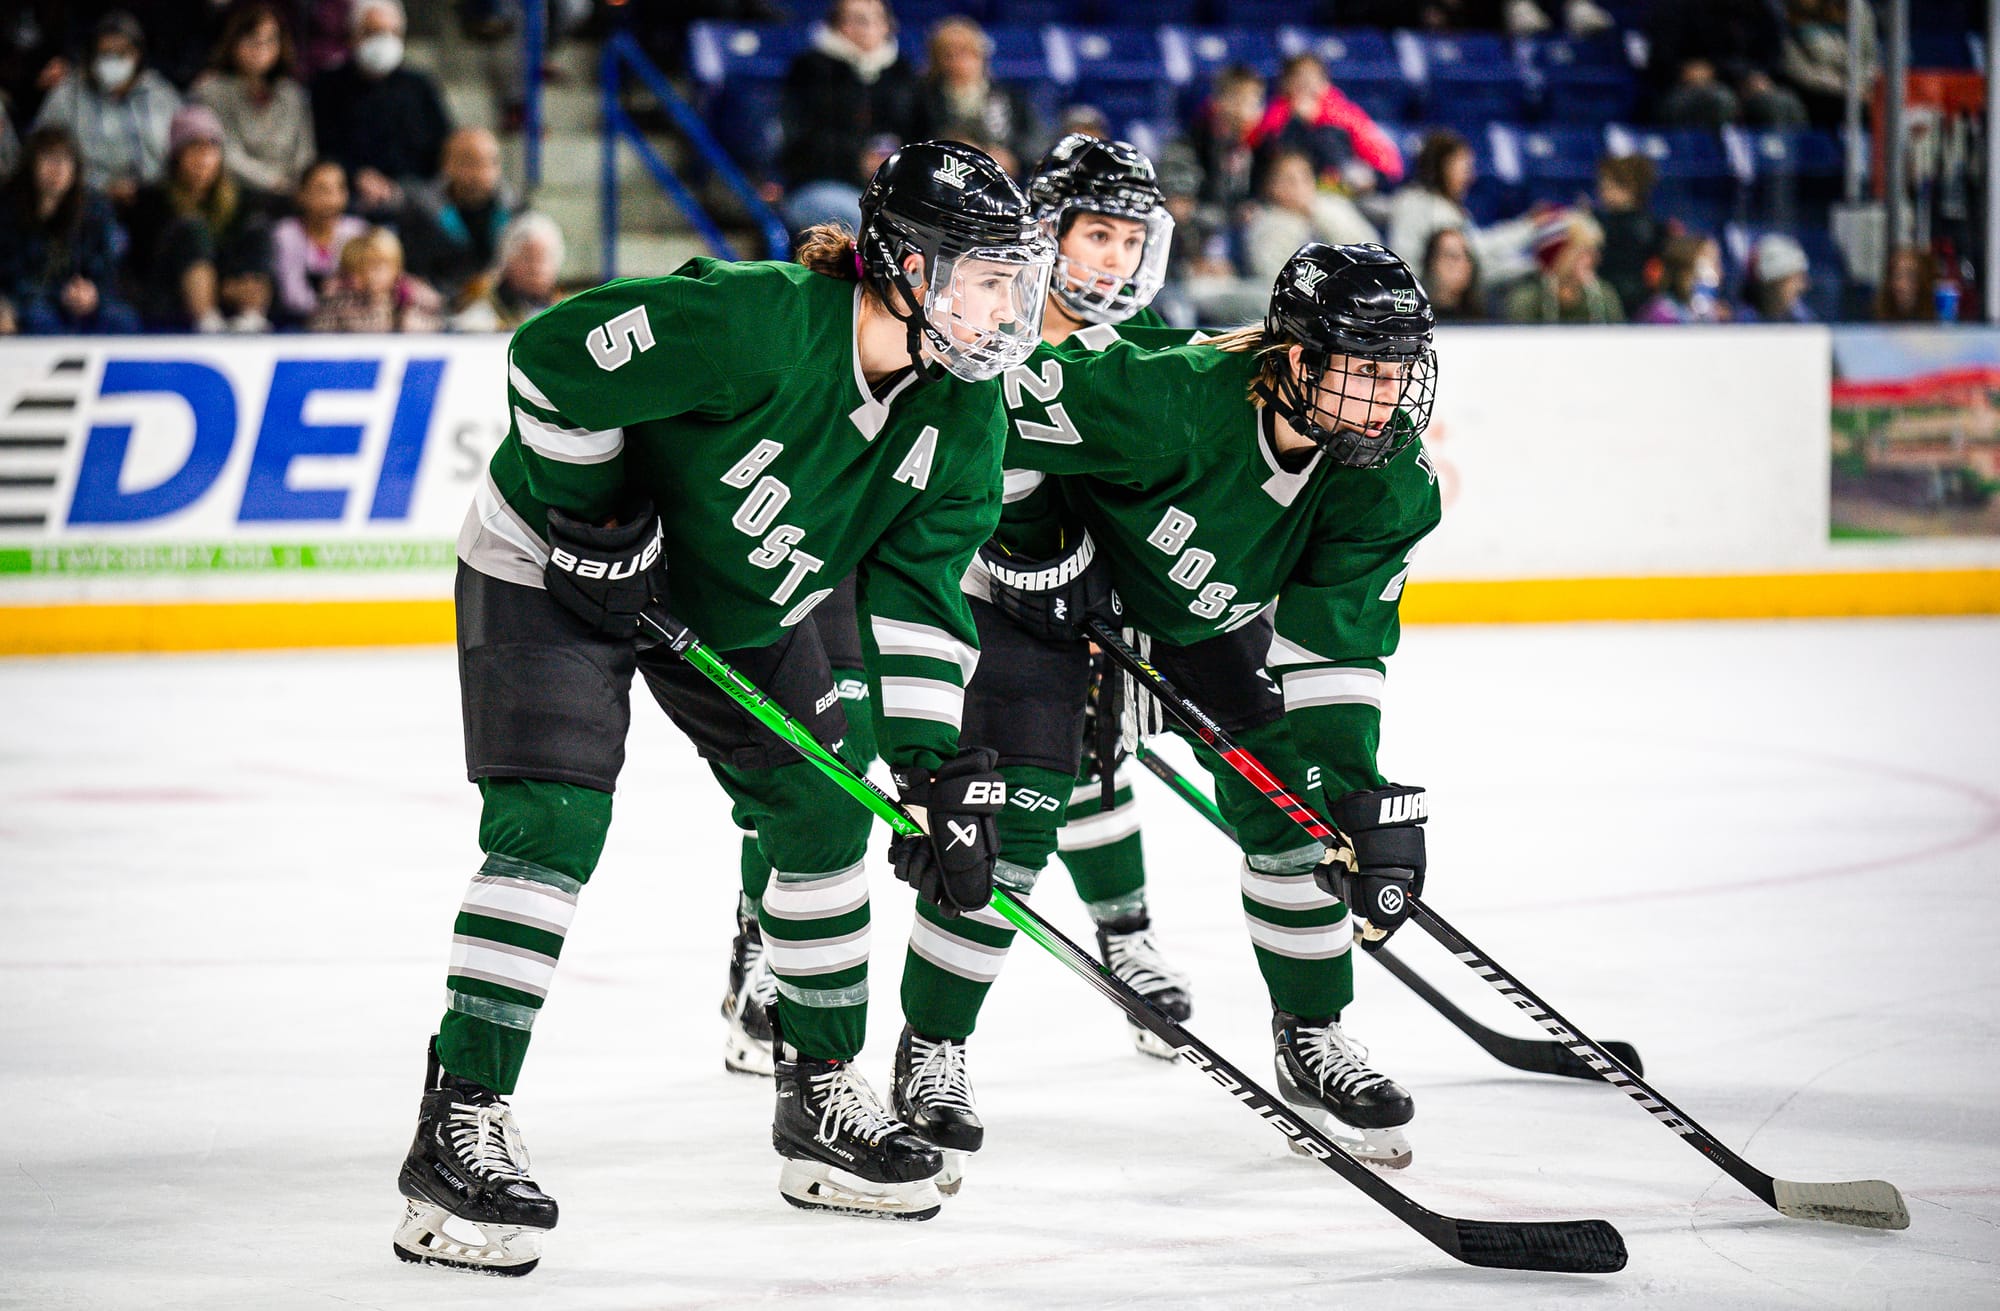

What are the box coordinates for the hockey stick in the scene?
[639,609,1626,1274]
[1130,742,1648,1081]
[1090,617,1910,1232]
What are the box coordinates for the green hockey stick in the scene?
[1127,742,1647,1081]
[637,609,1625,1274]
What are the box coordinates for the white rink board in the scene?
[2,617,1997,1306]
[4,329,1998,611]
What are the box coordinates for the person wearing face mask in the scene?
[310,0,451,217]
[30,11,182,209]
[1639,233,1733,324]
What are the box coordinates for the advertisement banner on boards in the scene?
[1830,327,2000,541]
[0,336,508,591]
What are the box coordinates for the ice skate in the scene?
[1271,1009,1415,1169]
[775,1040,944,1220]
[722,905,777,1076]
[1097,913,1193,1060]
[393,1040,557,1276]
[891,1026,982,1196]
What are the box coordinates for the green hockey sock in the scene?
[1057,765,1149,923]
[438,778,611,1094]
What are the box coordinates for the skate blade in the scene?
[1129,1023,1181,1062]
[392,1197,544,1276]
[778,1159,942,1221]
[1286,1123,1413,1170]
[937,1150,966,1197]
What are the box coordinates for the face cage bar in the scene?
[865,225,1054,382]
[1283,347,1438,469]
[1045,203,1173,325]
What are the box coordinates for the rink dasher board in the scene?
[0,331,1997,652]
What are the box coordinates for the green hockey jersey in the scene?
[996,334,1442,795]
[458,258,1007,771]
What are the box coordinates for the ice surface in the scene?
[3,618,1998,1309]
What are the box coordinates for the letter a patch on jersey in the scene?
[893,426,938,491]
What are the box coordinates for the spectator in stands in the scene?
[0,126,140,333]
[1,101,18,182]
[1735,232,1814,322]
[1242,146,1381,288]
[401,126,516,311]
[450,210,565,332]
[1593,153,1666,319]
[781,131,897,237]
[1054,104,1109,145]
[1647,0,1809,130]
[271,157,366,323]
[912,17,1035,171]
[192,2,316,203]
[1638,232,1731,323]
[1150,145,1246,327]
[310,224,442,331]
[31,11,181,207]
[1420,227,1487,322]
[312,0,451,217]
[1387,130,1546,288]
[1781,0,1877,128]
[1873,245,1938,323]
[1189,64,1266,214]
[778,0,920,197]
[1246,54,1404,193]
[124,105,275,332]
[1504,210,1623,323]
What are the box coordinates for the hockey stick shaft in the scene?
[1132,742,1645,1081]
[1088,618,1908,1231]
[640,610,1626,1273]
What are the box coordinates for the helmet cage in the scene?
[862,210,1055,383]
[1043,198,1174,324]
[1266,340,1438,469]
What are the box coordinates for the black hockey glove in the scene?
[544,504,667,639]
[1322,784,1428,951]
[890,748,1005,917]
[979,531,1116,643]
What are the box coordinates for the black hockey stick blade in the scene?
[1409,900,1912,1232]
[1371,943,1645,1079]
[1449,1218,1629,1273]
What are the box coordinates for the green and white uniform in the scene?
[445,258,1005,1091]
[964,332,1438,1021]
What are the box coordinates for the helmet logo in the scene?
[1293,264,1328,296]
[933,156,975,190]
[1391,288,1419,314]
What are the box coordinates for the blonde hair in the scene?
[1204,322,1288,404]
[338,226,404,279]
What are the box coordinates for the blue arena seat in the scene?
[1170,25,1286,82]
[686,22,810,89]
[987,0,1077,25]
[893,0,992,27]
[986,24,1067,82]
[1067,27,1183,128]
[1524,34,1639,123]
[1490,123,1609,207]
[1204,0,1321,24]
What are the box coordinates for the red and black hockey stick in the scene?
[1090,617,1909,1232]
[642,610,1628,1275]
[1129,740,1647,1082]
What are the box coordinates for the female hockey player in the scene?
[893,241,1441,1177]
[392,140,1055,1275]
[720,135,1197,1088]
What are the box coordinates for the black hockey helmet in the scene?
[858,140,1055,382]
[1256,242,1438,468]
[1028,133,1174,325]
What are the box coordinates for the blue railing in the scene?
[598,31,790,281]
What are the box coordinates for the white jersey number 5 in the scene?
[587,306,656,371]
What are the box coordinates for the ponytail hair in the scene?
[1205,321,1290,404]
[796,223,862,281]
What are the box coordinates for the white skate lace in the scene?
[447,1100,532,1183]
[1296,1023,1393,1098]
[1104,929,1190,1000]
[904,1035,976,1116]
[812,1064,907,1147]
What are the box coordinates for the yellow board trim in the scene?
[2,569,1998,654]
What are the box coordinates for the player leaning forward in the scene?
[392,142,1054,1274]
[909,241,1445,1170]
